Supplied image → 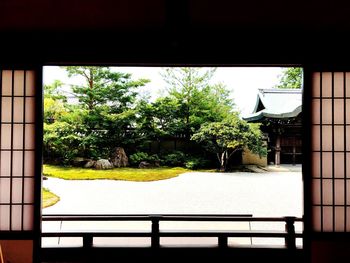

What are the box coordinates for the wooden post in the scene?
[0,243,4,263]
[292,136,296,165]
[285,217,296,250]
[275,134,281,166]
[218,236,228,248]
[151,216,160,249]
[83,234,93,249]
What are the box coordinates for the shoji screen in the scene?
[0,70,37,233]
[311,72,350,232]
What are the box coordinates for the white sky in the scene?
[43,66,284,116]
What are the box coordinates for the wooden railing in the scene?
[41,214,303,250]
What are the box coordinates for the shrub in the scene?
[129,152,149,166]
[129,152,160,166]
[161,151,186,167]
[185,157,209,170]
[43,122,84,164]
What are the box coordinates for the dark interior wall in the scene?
[2,0,350,32]
[1,0,350,66]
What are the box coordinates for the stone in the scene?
[94,159,113,170]
[84,160,96,168]
[73,157,88,167]
[110,147,129,168]
[138,161,152,168]
[153,160,160,167]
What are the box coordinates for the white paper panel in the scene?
[321,99,332,124]
[11,205,23,230]
[1,97,12,122]
[0,205,10,230]
[322,152,332,178]
[323,207,333,232]
[322,72,332,97]
[25,71,35,96]
[23,205,34,231]
[334,72,344,97]
[312,125,320,151]
[0,178,10,203]
[334,126,344,151]
[334,153,345,178]
[312,72,321,97]
[321,126,332,151]
[311,99,320,124]
[1,124,11,149]
[322,179,333,205]
[13,124,24,149]
[334,180,345,205]
[312,206,321,231]
[25,97,35,123]
[13,97,24,122]
[333,99,344,124]
[24,177,35,203]
[13,70,25,96]
[12,178,23,203]
[0,151,11,176]
[335,207,345,232]
[1,70,12,96]
[312,152,320,178]
[24,151,35,177]
[13,150,23,176]
[312,179,321,205]
[24,124,35,149]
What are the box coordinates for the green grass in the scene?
[42,188,60,208]
[43,164,190,181]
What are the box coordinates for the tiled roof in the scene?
[243,89,302,121]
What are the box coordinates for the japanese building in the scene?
[244,89,302,165]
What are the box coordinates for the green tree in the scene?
[44,80,67,101]
[64,66,149,154]
[43,121,85,164]
[275,67,303,89]
[44,80,68,124]
[44,97,66,124]
[44,67,150,163]
[64,66,149,111]
[161,67,234,137]
[191,114,266,171]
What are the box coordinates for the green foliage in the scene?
[44,80,67,101]
[184,156,209,170]
[44,67,149,163]
[64,66,149,111]
[275,67,303,89]
[191,114,267,171]
[161,67,235,136]
[44,67,241,168]
[44,122,84,164]
[44,80,67,124]
[44,97,67,124]
[161,151,186,166]
[129,152,160,166]
[129,152,149,165]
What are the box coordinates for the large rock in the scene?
[138,161,152,168]
[110,147,129,168]
[84,159,96,168]
[73,157,87,167]
[94,159,113,170]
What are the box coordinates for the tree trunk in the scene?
[88,68,94,111]
[219,151,227,171]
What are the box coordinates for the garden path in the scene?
[43,170,302,217]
